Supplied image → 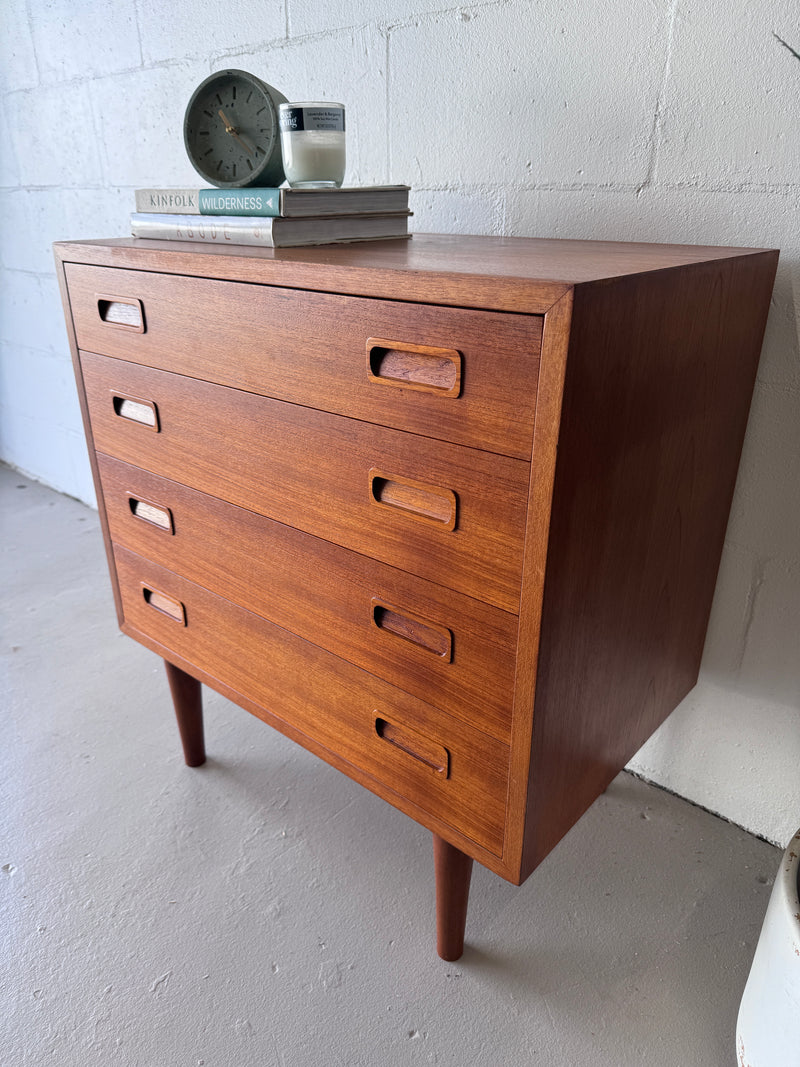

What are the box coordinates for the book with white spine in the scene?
[130,211,411,248]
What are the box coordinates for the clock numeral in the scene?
[246,159,253,171]
[232,85,236,100]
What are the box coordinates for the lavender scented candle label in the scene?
[279,106,345,133]
[279,102,345,188]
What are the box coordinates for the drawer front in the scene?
[115,545,509,856]
[65,263,542,459]
[98,455,518,741]
[82,353,530,613]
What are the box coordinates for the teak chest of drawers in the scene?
[55,233,778,960]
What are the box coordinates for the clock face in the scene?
[183,70,287,188]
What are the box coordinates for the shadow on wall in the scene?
[700,260,800,709]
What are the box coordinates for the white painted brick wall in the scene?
[389,4,672,187]
[0,0,38,93]
[0,0,797,845]
[658,0,799,186]
[137,0,285,65]
[95,61,213,188]
[28,0,143,81]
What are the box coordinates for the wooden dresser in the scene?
[55,233,777,960]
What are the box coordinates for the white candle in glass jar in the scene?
[279,102,346,188]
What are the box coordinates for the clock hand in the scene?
[217,107,256,157]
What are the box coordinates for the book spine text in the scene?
[198,189,281,216]
[135,190,199,213]
[134,189,282,216]
[130,213,276,247]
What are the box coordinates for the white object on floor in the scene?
[737,824,800,1066]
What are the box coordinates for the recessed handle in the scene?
[375,717,450,777]
[142,584,185,624]
[367,337,461,396]
[97,294,145,332]
[128,494,174,533]
[111,392,159,431]
[369,469,457,530]
[372,599,452,661]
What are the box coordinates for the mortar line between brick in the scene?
[131,0,145,68]
[638,0,679,195]
[21,0,42,87]
[385,30,392,180]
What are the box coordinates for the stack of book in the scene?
[130,185,411,248]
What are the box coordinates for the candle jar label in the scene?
[280,106,345,133]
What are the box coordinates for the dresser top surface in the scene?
[54,233,777,314]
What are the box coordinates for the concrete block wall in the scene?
[1,0,798,846]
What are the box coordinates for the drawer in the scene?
[98,455,518,740]
[82,353,530,613]
[65,263,542,459]
[114,545,509,856]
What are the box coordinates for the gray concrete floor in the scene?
[1,464,779,1067]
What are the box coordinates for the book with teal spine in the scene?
[134,185,410,218]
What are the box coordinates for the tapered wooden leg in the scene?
[433,834,473,961]
[164,660,206,767]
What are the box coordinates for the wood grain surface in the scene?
[55,233,770,313]
[81,352,530,612]
[97,454,519,739]
[65,263,542,458]
[115,544,510,856]
[519,250,779,877]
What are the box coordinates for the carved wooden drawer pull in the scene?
[111,392,159,430]
[96,294,145,332]
[141,584,186,624]
[372,599,453,661]
[367,337,462,396]
[369,469,457,530]
[375,717,450,777]
[128,494,174,532]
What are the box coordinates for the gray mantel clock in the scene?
[183,69,286,188]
